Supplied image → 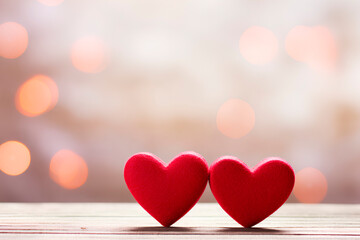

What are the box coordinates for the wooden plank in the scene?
[0,203,358,239]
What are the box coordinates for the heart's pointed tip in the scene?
[158,220,175,228]
[238,220,257,228]
[161,224,172,228]
[242,223,256,228]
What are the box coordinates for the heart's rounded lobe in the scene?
[210,157,295,228]
[124,152,209,227]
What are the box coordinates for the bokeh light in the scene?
[0,22,28,59]
[50,150,88,190]
[15,75,58,117]
[71,36,107,73]
[216,99,255,139]
[239,26,278,65]
[37,0,64,6]
[285,26,311,62]
[0,141,31,176]
[285,25,337,72]
[293,167,328,203]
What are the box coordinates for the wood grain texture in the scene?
[0,203,358,239]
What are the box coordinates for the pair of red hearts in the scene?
[124,152,295,228]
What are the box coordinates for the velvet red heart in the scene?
[210,157,295,228]
[124,152,209,227]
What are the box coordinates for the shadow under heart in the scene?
[125,226,285,235]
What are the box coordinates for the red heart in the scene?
[124,152,209,227]
[210,157,295,228]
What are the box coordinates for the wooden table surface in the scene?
[0,203,358,239]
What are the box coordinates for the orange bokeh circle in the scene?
[50,150,88,190]
[71,36,107,73]
[293,167,328,203]
[0,141,31,176]
[216,99,255,139]
[0,22,28,59]
[15,75,58,117]
[239,26,278,65]
[285,25,337,72]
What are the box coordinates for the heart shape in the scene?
[210,157,295,228]
[124,152,208,227]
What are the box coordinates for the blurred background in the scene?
[0,0,359,203]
